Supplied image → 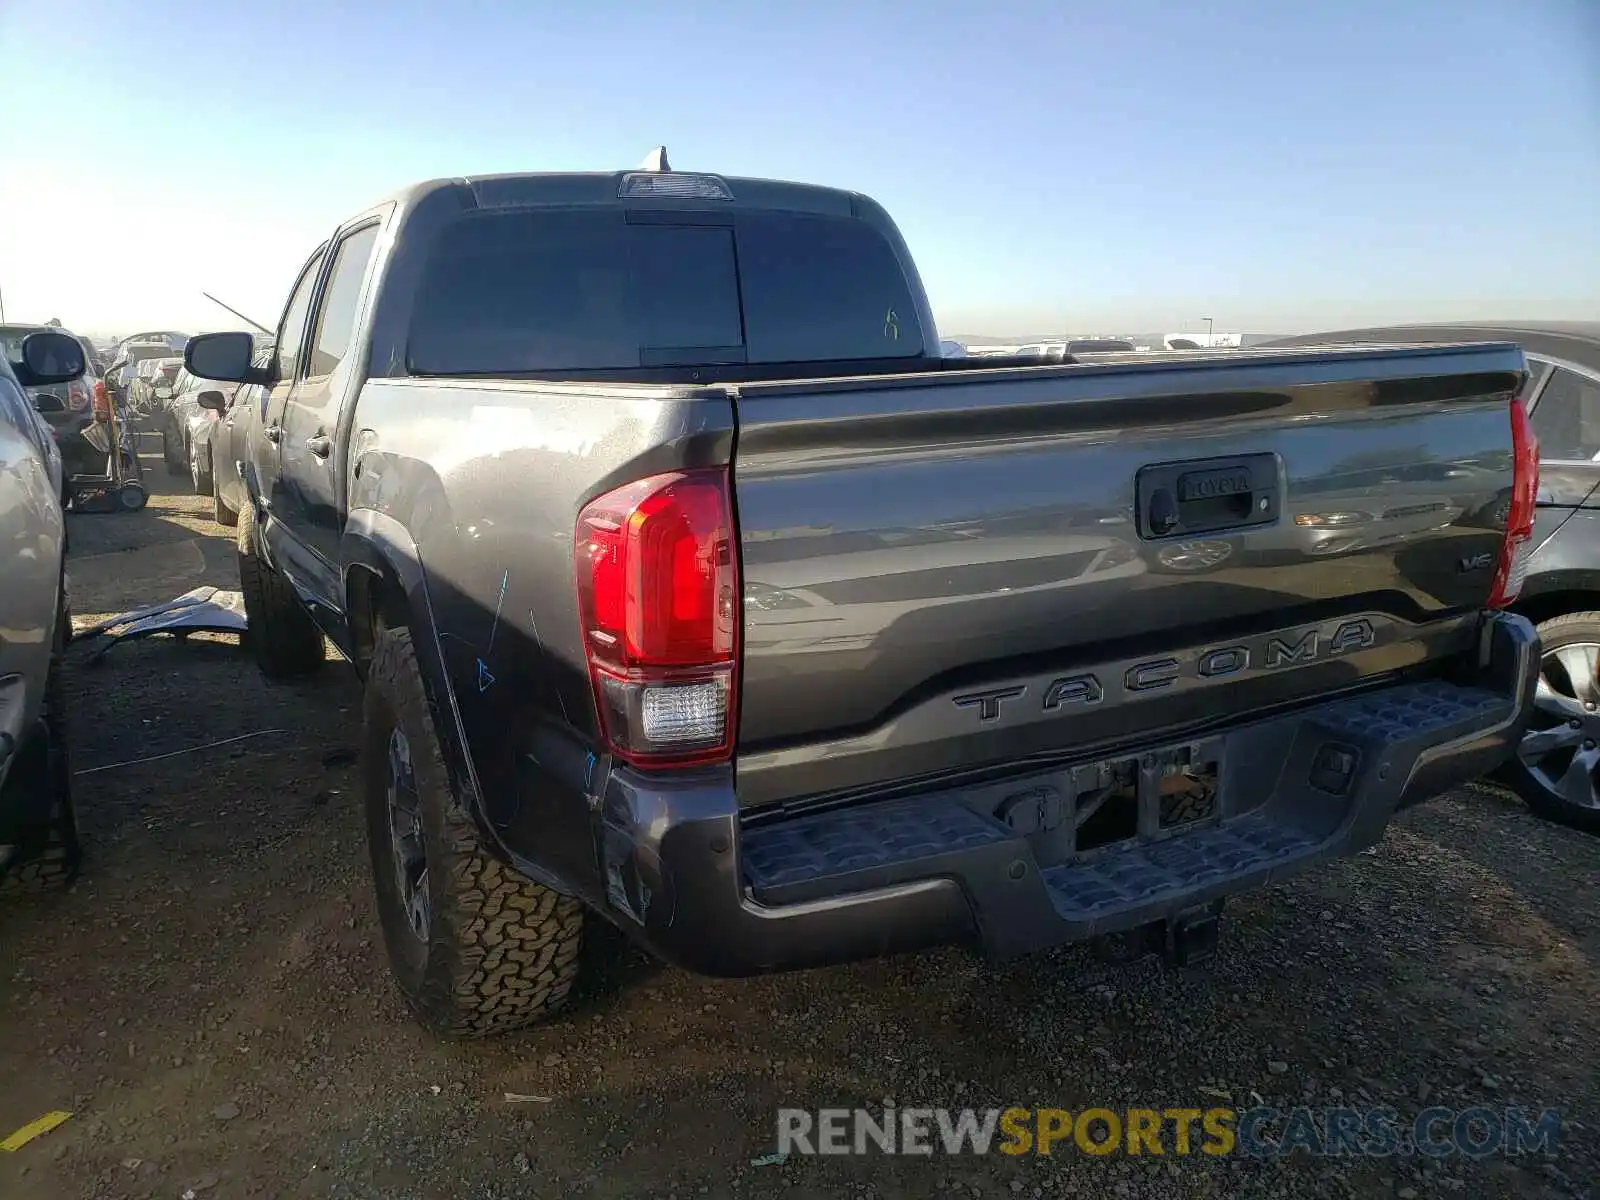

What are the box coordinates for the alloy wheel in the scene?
[1518,642,1600,813]
[385,726,431,942]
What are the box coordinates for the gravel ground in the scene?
[1,433,1596,1199]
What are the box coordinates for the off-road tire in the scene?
[236,500,324,679]
[363,625,585,1037]
[212,486,238,528]
[1,594,82,896]
[1500,611,1600,833]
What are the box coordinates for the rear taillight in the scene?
[575,468,739,767]
[66,381,90,411]
[92,380,110,418]
[1488,395,1540,609]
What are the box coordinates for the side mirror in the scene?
[32,393,67,414]
[14,331,87,386]
[185,331,257,384]
[197,390,229,412]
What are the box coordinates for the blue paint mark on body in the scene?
[476,658,496,692]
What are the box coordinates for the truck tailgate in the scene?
[730,343,1525,806]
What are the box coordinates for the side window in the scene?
[274,247,328,382]
[1529,367,1600,461]
[0,373,32,435]
[0,372,48,464]
[306,224,381,381]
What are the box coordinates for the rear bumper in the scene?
[592,612,1537,976]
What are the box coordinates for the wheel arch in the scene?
[1512,569,1600,629]
[341,509,577,896]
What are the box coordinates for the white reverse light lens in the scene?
[641,681,726,746]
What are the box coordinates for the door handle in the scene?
[1136,454,1279,539]
[264,424,281,443]
[306,434,332,459]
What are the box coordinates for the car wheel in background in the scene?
[235,500,325,679]
[191,443,214,496]
[363,625,586,1037]
[1155,539,1233,573]
[213,486,239,528]
[162,428,185,475]
[0,591,83,896]
[1501,612,1600,833]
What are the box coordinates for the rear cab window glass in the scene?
[735,213,923,362]
[407,207,923,375]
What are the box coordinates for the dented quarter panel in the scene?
[345,375,735,895]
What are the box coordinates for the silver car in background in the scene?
[0,329,88,891]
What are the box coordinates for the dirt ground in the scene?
[2,431,1597,1200]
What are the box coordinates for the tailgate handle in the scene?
[1137,453,1279,540]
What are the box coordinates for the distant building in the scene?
[1163,332,1280,350]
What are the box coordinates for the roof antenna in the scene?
[201,291,273,336]
[639,145,671,172]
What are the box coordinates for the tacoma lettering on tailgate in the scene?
[953,616,1381,724]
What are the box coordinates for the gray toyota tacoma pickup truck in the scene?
[184,152,1540,1037]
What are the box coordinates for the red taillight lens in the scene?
[91,380,110,418]
[1488,395,1540,610]
[575,468,739,767]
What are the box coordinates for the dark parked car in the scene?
[158,366,239,500]
[0,323,107,482]
[1265,322,1600,830]
[200,344,270,530]
[183,156,1537,1038]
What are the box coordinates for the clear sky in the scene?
[2,0,1596,339]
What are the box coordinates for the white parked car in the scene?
[0,329,86,892]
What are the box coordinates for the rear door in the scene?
[257,243,326,526]
[276,218,383,601]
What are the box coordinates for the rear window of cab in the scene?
[407,208,924,374]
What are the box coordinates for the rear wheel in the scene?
[1501,611,1600,833]
[364,625,585,1037]
[1,593,82,897]
[236,500,324,679]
